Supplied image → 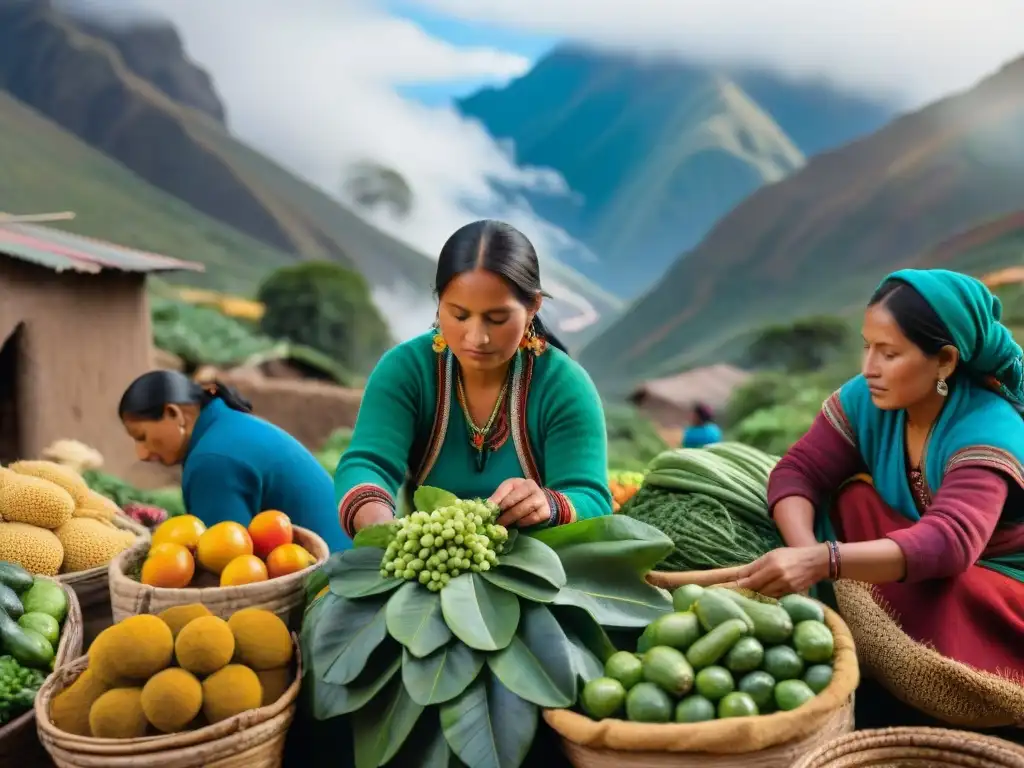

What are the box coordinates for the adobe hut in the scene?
[629,364,751,441]
[0,219,203,481]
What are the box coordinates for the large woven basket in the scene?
[545,568,859,768]
[792,726,1024,768]
[34,634,301,768]
[108,526,328,631]
[59,514,150,648]
[0,577,84,767]
[833,579,1024,728]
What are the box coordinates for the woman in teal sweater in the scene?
[118,371,351,552]
[337,219,612,537]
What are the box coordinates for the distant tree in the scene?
[257,261,393,375]
[745,315,854,373]
[342,160,414,220]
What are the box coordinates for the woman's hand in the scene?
[351,502,395,533]
[489,478,551,528]
[734,545,831,597]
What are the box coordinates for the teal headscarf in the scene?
[820,269,1024,584]
[886,268,1024,408]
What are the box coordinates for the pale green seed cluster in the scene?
[381,499,509,591]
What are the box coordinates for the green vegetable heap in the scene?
[381,499,509,591]
[581,584,837,724]
[0,655,46,724]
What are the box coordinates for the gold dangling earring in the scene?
[519,321,547,357]
[936,378,949,397]
[431,319,447,353]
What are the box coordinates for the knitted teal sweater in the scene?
[335,332,612,535]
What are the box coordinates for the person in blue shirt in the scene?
[682,402,723,448]
[118,370,351,552]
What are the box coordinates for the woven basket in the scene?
[34,634,301,768]
[0,577,84,767]
[792,726,1024,768]
[833,579,1024,728]
[59,514,150,648]
[545,569,859,767]
[108,527,328,631]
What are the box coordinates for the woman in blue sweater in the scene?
[118,370,351,552]
[682,402,723,448]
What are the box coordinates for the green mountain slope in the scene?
[0,90,293,293]
[0,0,619,342]
[461,50,806,298]
[579,55,1024,392]
[459,46,895,299]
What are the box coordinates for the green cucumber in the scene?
[0,584,24,620]
[0,562,34,594]
[716,590,794,644]
[694,590,754,634]
[686,618,749,670]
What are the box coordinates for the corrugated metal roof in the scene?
[632,364,752,410]
[0,221,205,274]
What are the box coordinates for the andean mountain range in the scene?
[1,0,1024,392]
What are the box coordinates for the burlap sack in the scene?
[544,584,859,756]
[832,579,1024,729]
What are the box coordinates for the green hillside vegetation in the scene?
[580,55,1024,391]
[0,92,294,294]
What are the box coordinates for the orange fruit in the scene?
[141,542,195,588]
[248,510,293,560]
[220,555,269,587]
[151,515,207,552]
[265,543,316,579]
[196,522,254,575]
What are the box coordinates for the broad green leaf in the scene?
[440,672,537,768]
[531,515,673,573]
[310,592,389,685]
[560,625,605,685]
[532,517,672,628]
[414,486,459,513]
[487,603,575,707]
[329,547,403,599]
[304,566,329,605]
[502,528,519,553]
[353,522,398,549]
[386,582,452,658]
[440,574,520,651]
[481,567,559,603]
[385,708,451,768]
[549,571,670,628]
[352,677,424,768]
[312,643,401,720]
[551,605,618,663]
[401,644,484,706]
[494,534,566,588]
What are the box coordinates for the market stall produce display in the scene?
[579,585,836,723]
[621,444,783,571]
[0,565,71,723]
[0,462,138,577]
[136,512,317,589]
[544,573,859,768]
[46,606,293,738]
[304,487,674,768]
[108,517,328,630]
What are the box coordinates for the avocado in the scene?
[717,590,794,644]
[693,590,754,634]
[641,646,694,697]
[779,594,826,624]
[0,561,34,594]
